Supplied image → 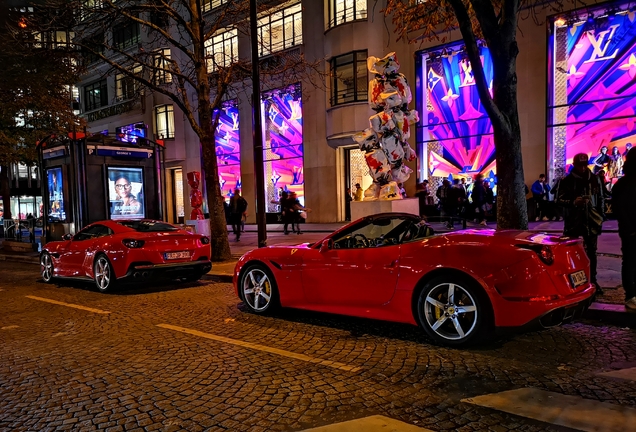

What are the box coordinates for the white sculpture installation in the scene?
[353,52,419,201]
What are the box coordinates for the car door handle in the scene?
[385,260,398,269]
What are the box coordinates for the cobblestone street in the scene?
[1,261,636,431]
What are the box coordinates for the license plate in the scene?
[569,270,587,288]
[165,251,191,260]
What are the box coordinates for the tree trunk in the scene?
[0,165,11,221]
[491,43,528,230]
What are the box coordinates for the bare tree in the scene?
[0,1,83,220]
[385,0,567,230]
[70,0,324,261]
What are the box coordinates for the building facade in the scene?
[75,0,636,225]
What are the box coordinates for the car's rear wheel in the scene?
[93,254,116,293]
[416,275,488,347]
[41,252,54,283]
[239,264,279,314]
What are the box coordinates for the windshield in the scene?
[118,220,179,232]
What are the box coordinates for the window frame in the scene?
[330,50,368,106]
[115,66,142,102]
[112,20,140,51]
[84,79,108,112]
[327,0,367,29]
[257,2,303,57]
[202,0,228,13]
[154,104,175,139]
[205,28,238,72]
[153,48,172,84]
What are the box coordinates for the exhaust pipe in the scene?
[142,271,149,278]
[133,272,141,278]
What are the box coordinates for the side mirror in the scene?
[319,239,332,254]
[63,233,72,241]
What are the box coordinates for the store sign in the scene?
[85,101,134,122]
[91,145,153,159]
[43,148,66,160]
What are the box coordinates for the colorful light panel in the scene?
[417,42,496,180]
[214,102,241,200]
[263,84,304,212]
[549,4,636,175]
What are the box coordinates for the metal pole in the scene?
[250,0,267,248]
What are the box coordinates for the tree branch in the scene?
[447,0,506,131]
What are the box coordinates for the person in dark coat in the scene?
[472,174,487,226]
[556,153,605,295]
[610,147,636,310]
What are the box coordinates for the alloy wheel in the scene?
[242,268,273,312]
[41,254,53,282]
[94,256,112,291]
[423,282,478,341]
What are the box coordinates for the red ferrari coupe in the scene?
[41,220,212,292]
[233,213,595,346]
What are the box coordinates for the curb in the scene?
[584,302,636,328]
[0,254,39,264]
[202,273,233,283]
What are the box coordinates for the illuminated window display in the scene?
[107,167,145,220]
[548,3,636,181]
[416,42,496,182]
[115,122,146,144]
[214,102,241,200]
[262,84,304,212]
[47,167,66,222]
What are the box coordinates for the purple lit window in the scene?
[115,123,146,144]
[548,3,636,180]
[214,102,241,200]
[416,42,496,182]
[262,83,304,212]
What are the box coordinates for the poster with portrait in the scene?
[107,167,145,220]
[47,167,66,222]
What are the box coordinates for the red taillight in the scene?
[515,243,554,265]
[122,239,145,248]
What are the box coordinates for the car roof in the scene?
[84,219,172,234]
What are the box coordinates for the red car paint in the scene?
[233,213,594,342]
[41,219,211,289]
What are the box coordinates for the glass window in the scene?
[202,0,227,13]
[74,224,112,241]
[327,0,367,29]
[155,104,174,139]
[263,84,304,211]
[331,216,414,249]
[330,50,367,106]
[548,4,636,181]
[215,102,241,200]
[205,28,238,72]
[258,2,302,57]
[116,66,142,101]
[113,20,140,51]
[82,33,105,65]
[154,48,172,84]
[17,163,29,179]
[84,79,108,111]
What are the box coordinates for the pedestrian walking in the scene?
[436,179,453,228]
[531,174,549,221]
[229,188,248,242]
[609,147,636,310]
[472,174,487,226]
[556,153,605,295]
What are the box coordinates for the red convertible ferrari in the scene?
[234,213,595,346]
[41,220,212,292]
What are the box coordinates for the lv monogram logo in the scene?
[584,24,620,63]
[459,60,475,87]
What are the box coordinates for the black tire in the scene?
[40,252,54,283]
[416,274,490,347]
[239,263,280,314]
[93,254,116,293]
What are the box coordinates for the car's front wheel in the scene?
[416,275,489,347]
[93,254,116,293]
[239,264,279,314]
[41,252,54,283]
